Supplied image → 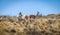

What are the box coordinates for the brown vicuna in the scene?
[29,15,36,19]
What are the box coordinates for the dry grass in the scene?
[0,14,60,35]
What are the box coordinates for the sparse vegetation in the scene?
[0,12,60,35]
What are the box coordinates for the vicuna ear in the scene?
[36,11,39,16]
[19,12,22,17]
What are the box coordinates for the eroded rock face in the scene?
[0,14,60,35]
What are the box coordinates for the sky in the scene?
[0,0,60,16]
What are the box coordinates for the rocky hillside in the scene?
[0,14,60,35]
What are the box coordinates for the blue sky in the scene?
[0,0,60,16]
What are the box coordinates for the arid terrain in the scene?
[0,14,60,35]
